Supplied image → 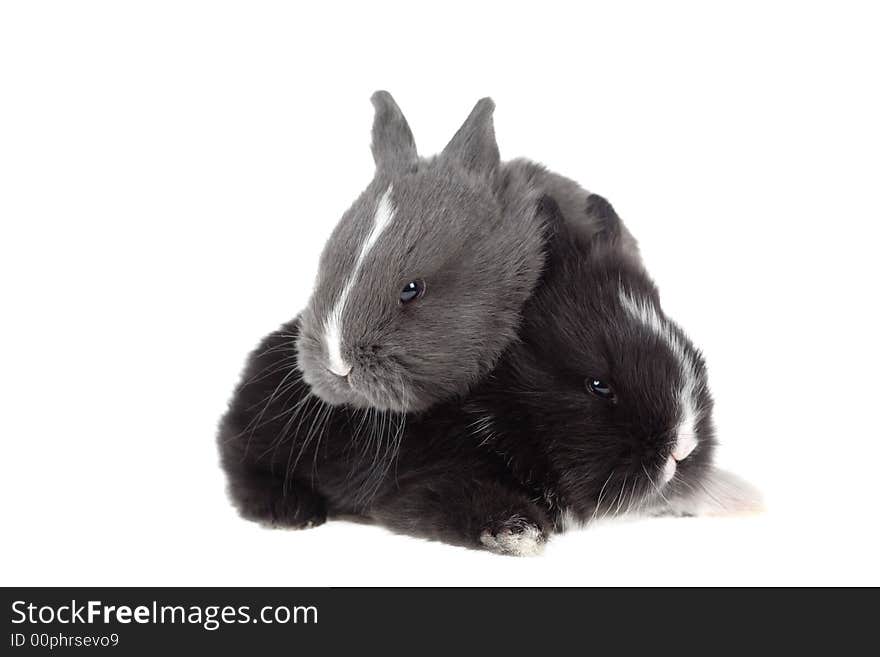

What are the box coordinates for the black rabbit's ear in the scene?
[535,194,566,241]
[370,90,418,175]
[535,194,582,257]
[440,97,500,179]
[585,193,623,244]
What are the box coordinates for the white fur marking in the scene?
[323,186,396,377]
[672,431,698,462]
[618,289,702,461]
[661,455,677,485]
[325,313,350,377]
[480,516,545,556]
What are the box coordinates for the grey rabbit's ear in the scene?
[440,97,500,179]
[370,90,418,175]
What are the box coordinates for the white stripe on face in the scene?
[324,185,396,377]
[618,289,701,463]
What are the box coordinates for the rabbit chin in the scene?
[298,359,415,413]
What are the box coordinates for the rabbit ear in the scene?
[585,193,623,245]
[441,97,500,179]
[370,91,418,175]
[535,194,569,250]
[535,194,595,272]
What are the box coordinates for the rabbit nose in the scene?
[328,361,352,378]
[672,433,698,462]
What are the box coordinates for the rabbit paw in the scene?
[479,515,547,556]
[237,487,327,530]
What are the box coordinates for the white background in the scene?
[2,1,878,586]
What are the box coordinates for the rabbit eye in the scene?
[399,279,425,304]
[587,378,615,401]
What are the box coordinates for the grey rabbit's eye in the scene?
[399,279,425,304]
[586,378,615,401]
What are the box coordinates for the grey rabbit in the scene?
[297,91,640,414]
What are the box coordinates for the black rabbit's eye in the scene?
[399,279,425,304]
[587,378,615,400]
